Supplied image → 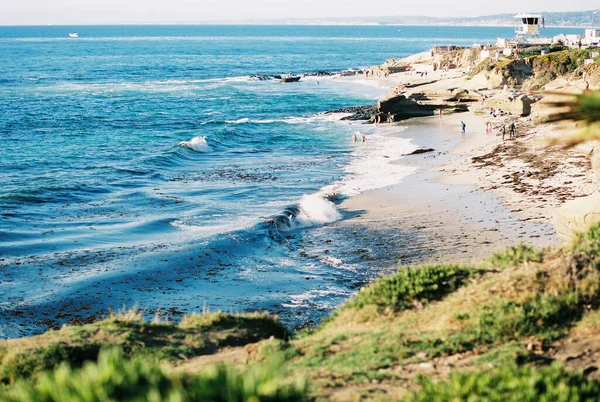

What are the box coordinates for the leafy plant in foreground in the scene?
[2,347,308,402]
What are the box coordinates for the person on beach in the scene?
[439,109,442,119]
[460,121,466,141]
[501,125,507,141]
[509,122,516,138]
[352,133,357,143]
[485,121,492,135]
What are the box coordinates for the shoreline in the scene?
[337,113,559,270]
[1,45,597,339]
[334,48,599,269]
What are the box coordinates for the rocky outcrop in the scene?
[407,148,435,155]
[433,47,481,70]
[554,192,600,242]
[378,95,433,119]
[325,105,377,121]
[479,59,534,89]
[378,88,480,120]
[380,59,411,74]
[530,98,562,124]
[472,95,539,117]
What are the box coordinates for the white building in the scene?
[514,14,543,37]
[583,29,600,46]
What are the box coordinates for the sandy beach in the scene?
[337,63,598,269]
[338,114,558,268]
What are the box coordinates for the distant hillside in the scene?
[239,10,598,27]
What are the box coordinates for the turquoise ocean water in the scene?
[0,25,581,337]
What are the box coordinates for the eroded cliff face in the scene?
[473,50,597,90]
[433,47,481,70]
[364,49,599,122]
[483,59,534,88]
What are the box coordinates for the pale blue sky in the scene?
[0,0,598,25]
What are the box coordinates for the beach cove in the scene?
[1,21,600,401]
[1,25,596,338]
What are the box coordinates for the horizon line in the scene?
[1,9,598,28]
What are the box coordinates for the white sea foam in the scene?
[223,113,352,126]
[170,220,235,236]
[295,194,342,227]
[224,118,276,124]
[319,255,344,268]
[282,286,351,309]
[322,127,419,197]
[279,193,342,232]
[178,136,211,152]
[225,118,250,124]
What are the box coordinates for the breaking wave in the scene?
[273,193,342,232]
[178,136,211,153]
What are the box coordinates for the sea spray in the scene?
[296,193,342,226]
[178,136,210,152]
[275,194,342,232]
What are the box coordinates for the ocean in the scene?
[0,24,582,337]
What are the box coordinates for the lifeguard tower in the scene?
[514,14,543,37]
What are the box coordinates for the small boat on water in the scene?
[69,33,79,38]
[281,76,301,83]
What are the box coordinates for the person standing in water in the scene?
[460,121,466,141]
[352,133,357,143]
[361,135,367,143]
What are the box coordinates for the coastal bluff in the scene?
[359,47,600,123]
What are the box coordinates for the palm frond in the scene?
[544,90,600,148]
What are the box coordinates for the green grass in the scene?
[489,244,544,268]
[346,265,479,311]
[478,292,584,343]
[0,312,287,384]
[289,224,600,395]
[404,363,600,402]
[1,348,308,402]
